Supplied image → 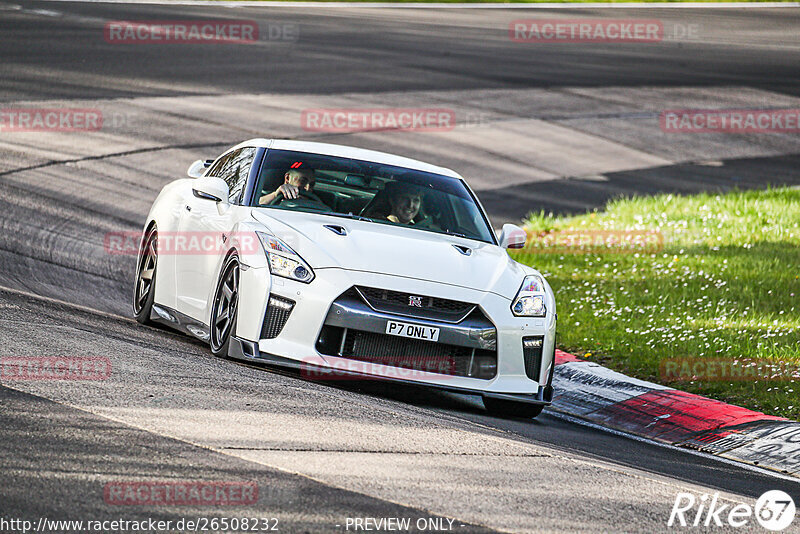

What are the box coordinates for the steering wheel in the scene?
[268,189,328,210]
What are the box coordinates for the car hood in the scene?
[251,209,527,296]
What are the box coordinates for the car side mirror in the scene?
[187,160,206,179]
[192,176,229,204]
[498,223,527,249]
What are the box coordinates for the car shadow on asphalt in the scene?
[257,364,550,424]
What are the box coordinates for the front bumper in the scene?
[233,266,556,398]
[229,337,555,406]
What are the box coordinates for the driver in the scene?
[259,168,316,205]
[385,181,422,225]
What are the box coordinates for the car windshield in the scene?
[251,149,495,244]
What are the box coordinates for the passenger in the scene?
[385,181,422,225]
[259,168,316,205]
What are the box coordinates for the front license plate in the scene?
[385,320,440,342]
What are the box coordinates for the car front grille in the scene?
[316,326,497,380]
[355,286,476,323]
[261,295,295,339]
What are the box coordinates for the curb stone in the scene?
[551,350,800,477]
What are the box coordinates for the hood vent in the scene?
[323,224,347,236]
[452,244,472,256]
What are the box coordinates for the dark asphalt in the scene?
[0,382,494,533]
[2,2,800,101]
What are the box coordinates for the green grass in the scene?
[511,186,800,420]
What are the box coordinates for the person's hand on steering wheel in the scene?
[275,183,301,200]
[259,168,317,206]
[268,187,329,212]
[269,186,321,206]
[260,183,304,205]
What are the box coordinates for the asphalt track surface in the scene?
[1,2,800,532]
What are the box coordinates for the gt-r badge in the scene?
[408,295,423,307]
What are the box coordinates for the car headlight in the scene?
[511,275,546,317]
[256,231,315,283]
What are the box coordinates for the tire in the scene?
[209,253,240,357]
[483,397,544,419]
[133,229,158,324]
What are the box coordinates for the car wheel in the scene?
[483,397,544,419]
[210,254,240,357]
[133,229,158,324]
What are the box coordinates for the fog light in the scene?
[523,338,543,349]
[268,296,294,310]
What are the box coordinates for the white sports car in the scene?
[134,139,556,418]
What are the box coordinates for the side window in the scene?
[227,148,256,204]
[213,148,255,205]
[216,149,241,191]
[207,152,231,178]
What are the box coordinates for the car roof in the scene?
[231,138,463,179]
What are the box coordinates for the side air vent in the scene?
[261,295,295,339]
[522,336,544,381]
